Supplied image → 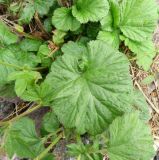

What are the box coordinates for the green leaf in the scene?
[19,2,35,24]
[52,7,81,31]
[98,0,120,48]
[107,112,154,160]
[8,70,42,96]
[15,78,27,96]
[53,30,67,45]
[19,38,42,52]
[109,0,120,28]
[46,40,133,135]
[34,0,55,16]
[122,36,156,70]
[0,45,39,86]
[0,48,19,85]
[120,0,158,42]
[37,44,52,67]
[100,12,113,32]
[41,111,60,133]
[67,140,102,160]
[72,0,109,23]
[132,90,151,121]
[19,0,55,24]
[20,81,54,105]
[4,117,44,158]
[0,21,18,45]
[8,44,40,67]
[38,44,51,56]
[61,41,87,57]
[97,30,120,49]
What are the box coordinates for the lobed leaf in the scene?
[46,40,133,135]
[120,0,157,42]
[4,117,44,158]
[107,112,154,160]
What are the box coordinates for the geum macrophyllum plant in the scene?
[0,0,158,159]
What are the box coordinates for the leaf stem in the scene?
[0,104,41,126]
[34,133,63,160]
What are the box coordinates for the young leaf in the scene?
[20,81,54,105]
[41,111,60,133]
[8,70,42,96]
[67,141,102,160]
[52,7,81,31]
[38,44,51,56]
[107,112,154,160]
[120,0,157,42]
[0,21,18,45]
[53,30,67,45]
[4,117,44,158]
[72,0,109,23]
[46,40,133,135]
[37,44,52,67]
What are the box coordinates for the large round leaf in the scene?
[46,40,133,135]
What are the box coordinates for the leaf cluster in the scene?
[0,0,158,159]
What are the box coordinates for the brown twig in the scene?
[135,81,159,114]
[34,12,50,39]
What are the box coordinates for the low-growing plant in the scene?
[0,0,158,159]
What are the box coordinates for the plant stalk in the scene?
[34,133,63,160]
